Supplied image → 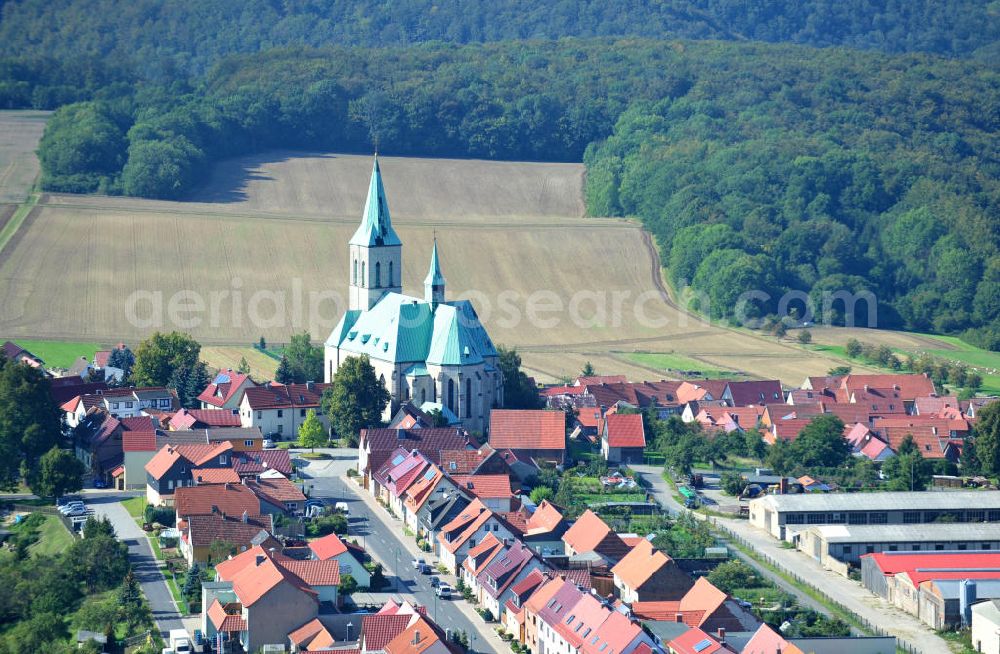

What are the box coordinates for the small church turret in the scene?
[424,238,446,307]
[348,156,402,310]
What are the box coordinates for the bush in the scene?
[144,504,175,527]
[305,512,347,537]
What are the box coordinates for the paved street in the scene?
[295,449,505,653]
[631,464,951,654]
[84,495,188,639]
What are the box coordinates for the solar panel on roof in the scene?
[391,454,406,466]
[693,639,713,652]
[215,373,231,384]
[423,469,436,481]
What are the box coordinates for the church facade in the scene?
[324,157,503,434]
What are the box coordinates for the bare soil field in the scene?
[0,111,48,203]
[0,151,877,382]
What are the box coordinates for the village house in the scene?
[450,473,516,512]
[174,483,261,521]
[198,369,257,413]
[144,441,234,505]
[501,568,547,641]
[1,341,44,368]
[239,382,330,438]
[308,532,371,587]
[522,499,569,555]
[358,426,471,490]
[437,498,519,572]
[612,539,693,602]
[180,511,278,565]
[477,539,548,620]
[601,412,647,464]
[562,509,631,563]
[168,408,242,431]
[402,464,462,534]
[204,545,340,652]
[489,409,567,466]
[630,577,759,635]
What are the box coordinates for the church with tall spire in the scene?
[325,157,502,434]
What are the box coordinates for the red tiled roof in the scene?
[438,446,497,474]
[119,415,156,431]
[841,374,936,401]
[611,539,670,589]
[289,618,335,650]
[742,623,804,654]
[563,509,621,555]
[667,627,725,654]
[362,614,413,651]
[309,533,349,560]
[185,512,274,547]
[279,558,341,586]
[489,410,566,451]
[122,430,157,452]
[242,383,329,410]
[725,380,783,406]
[247,477,307,506]
[191,467,241,484]
[170,408,242,430]
[526,500,564,536]
[207,599,246,633]
[604,413,645,448]
[215,545,315,607]
[863,551,1000,580]
[384,616,447,654]
[174,483,261,518]
[198,370,255,408]
[232,449,293,476]
[438,498,497,553]
[450,474,513,499]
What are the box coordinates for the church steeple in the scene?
[349,156,402,311]
[350,156,401,248]
[424,237,446,306]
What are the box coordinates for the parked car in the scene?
[58,501,85,515]
[419,563,432,574]
[263,438,275,449]
[429,576,440,588]
[411,557,426,570]
[436,584,452,599]
[93,479,108,489]
[335,502,350,515]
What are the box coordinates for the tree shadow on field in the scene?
[182,150,339,204]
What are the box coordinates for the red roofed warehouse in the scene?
[489,409,566,465]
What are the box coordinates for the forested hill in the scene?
[0,0,997,77]
[35,39,1000,348]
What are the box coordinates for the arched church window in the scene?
[361,262,365,287]
[388,261,394,287]
[465,379,472,418]
[353,259,357,284]
[421,388,426,404]
[447,378,455,412]
[375,262,381,288]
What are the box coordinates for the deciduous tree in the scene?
[322,355,390,446]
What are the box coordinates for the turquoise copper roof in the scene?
[424,239,446,286]
[350,157,402,248]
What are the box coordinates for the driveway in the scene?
[631,465,951,654]
[84,495,186,639]
[297,451,507,653]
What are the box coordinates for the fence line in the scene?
[712,518,919,654]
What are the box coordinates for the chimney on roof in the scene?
[242,510,249,523]
[716,627,726,643]
[306,381,314,391]
[413,630,421,644]
[675,613,684,623]
[224,482,230,490]
[211,504,219,514]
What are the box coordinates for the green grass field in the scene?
[29,514,75,556]
[620,351,739,378]
[121,496,145,520]
[13,338,104,369]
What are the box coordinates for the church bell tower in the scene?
[349,156,402,311]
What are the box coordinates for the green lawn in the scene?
[922,335,1000,394]
[621,351,739,378]
[121,496,146,520]
[28,514,75,556]
[13,339,104,369]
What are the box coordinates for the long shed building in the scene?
[749,491,1000,540]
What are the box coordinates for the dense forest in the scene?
[3,1,999,347]
[0,0,996,80]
